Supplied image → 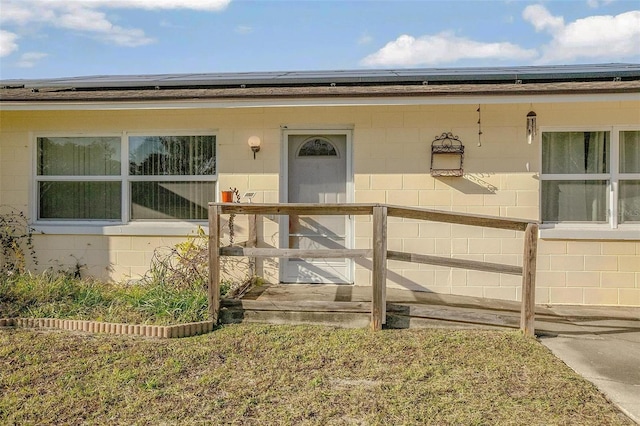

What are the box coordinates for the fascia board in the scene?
[1,92,639,111]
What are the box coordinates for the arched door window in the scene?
[297,137,338,157]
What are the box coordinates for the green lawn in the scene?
[0,324,632,425]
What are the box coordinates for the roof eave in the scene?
[2,90,639,111]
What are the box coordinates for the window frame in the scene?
[539,125,640,239]
[31,130,218,234]
[296,136,340,158]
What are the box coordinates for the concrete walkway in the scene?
[538,309,640,425]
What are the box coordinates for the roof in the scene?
[1,64,639,104]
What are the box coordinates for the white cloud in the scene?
[54,6,154,46]
[16,51,48,67]
[102,27,154,47]
[362,4,639,68]
[360,32,537,67]
[0,30,19,57]
[0,3,36,25]
[522,4,564,33]
[0,0,231,54]
[56,8,116,33]
[523,5,640,63]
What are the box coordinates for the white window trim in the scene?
[539,125,640,240]
[32,222,210,236]
[31,130,218,235]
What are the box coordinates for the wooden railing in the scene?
[208,203,539,336]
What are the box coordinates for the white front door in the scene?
[281,132,353,283]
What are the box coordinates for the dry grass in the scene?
[0,272,208,325]
[0,324,632,425]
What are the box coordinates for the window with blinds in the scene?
[36,133,216,222]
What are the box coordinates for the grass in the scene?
[0,324,633,425]
[0,274,633,424]
[0,272,209,325]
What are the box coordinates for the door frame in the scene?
[279,127,355,283]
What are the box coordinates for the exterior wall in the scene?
[0,99,638,305]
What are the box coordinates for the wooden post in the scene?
[371,205,387,331]
[248,214,258,276]
[520,222,538,337]
[208,204,221,323]
[248,214,258,247]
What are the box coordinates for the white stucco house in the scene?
[1,64,638,306]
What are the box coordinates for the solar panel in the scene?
[2,64,639,89]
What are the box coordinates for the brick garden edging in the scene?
[0,318,214,339]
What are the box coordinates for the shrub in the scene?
[0,207,37,274]
[142,226,256,298]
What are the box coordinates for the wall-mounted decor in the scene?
[430,132,464,177]
[526,111,537,144]
[477,105,483,147]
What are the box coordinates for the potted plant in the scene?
[221,190,234,203]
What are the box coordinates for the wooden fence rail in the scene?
[208,203,539,336]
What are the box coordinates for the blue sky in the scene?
[0,0,639,80]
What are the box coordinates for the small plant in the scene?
[227,187,241,245]
[46,255,86,279]
[0,206,37,274]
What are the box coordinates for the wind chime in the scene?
[477,104,483,147]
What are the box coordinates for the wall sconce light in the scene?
[526,111,537,144]
[248,136,261,159]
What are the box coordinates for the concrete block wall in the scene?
[537,241,640,306]
[1,100,639,305]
